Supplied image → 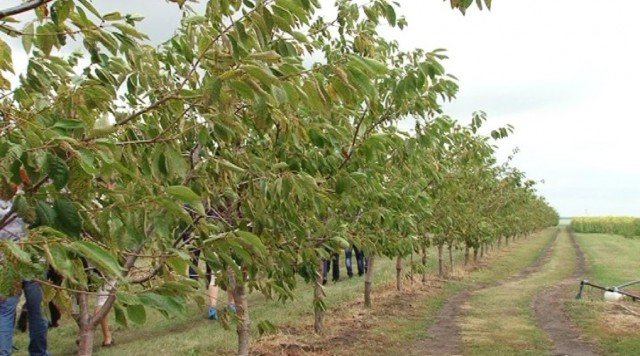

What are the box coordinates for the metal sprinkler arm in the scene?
[576,280,640,301]
[615,279,640,290]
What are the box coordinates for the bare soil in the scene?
[252,282,442,355]
[532,230,598,356]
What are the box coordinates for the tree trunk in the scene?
[473,247,478,263]
[395,256,402,291]
[410,250,414,286]
[497,237,502,249]
[364,256,375,308]
[464,244,470,266]
[421,247,428,283]
[313,258,325,333]
[505,235,509,247]
[76,293,94,356]
[229,268,250,356]
[480,244,485,259]
[437,244,444,277]
[448,244,453,273]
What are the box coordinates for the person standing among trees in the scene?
[321,251,340,285]
[0,183,49,356]
[183,203,236,320]
[345,246,366,277]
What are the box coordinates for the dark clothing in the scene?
[322,253,340,283]
[345,246,366,277]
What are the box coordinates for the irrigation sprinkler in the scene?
[576,279,640,301]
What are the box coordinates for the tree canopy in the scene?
[0,1,557,355]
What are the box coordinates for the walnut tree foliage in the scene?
[0,0,557,354]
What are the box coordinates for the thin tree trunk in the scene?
[313,258,325,333]
[364,256,375,308]
[76,293,94,356]
[410,250,414,286]
[464,244,470,266]
[396,256,402,291]
[229,268,250,356]
[505,235,509,247]
[473,247,478,263]
[448,244,453,273]
[437,244,444,277]
[421,246,428,283]
[497,236,502,249]
[480,244,485,259]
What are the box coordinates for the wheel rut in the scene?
[411,229,559,356]
[532,229,597,356]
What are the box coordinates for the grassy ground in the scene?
[460,228,575,355]
[11,253,410,355]
[568,232,640,355]
[11,228,579,356]
[340,228,558,355]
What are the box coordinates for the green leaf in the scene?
[53,119,85,130]
[384,4,397,26]
[77,0,103,19]
[0,39,13,73]
[44,243,77,283]
[35,201,57,227]
[3,240,31,264]
[217,159,246,173]
[229,79,255,100]
[21,22,34,53]
[166,186,204,216]
[137,292,185,316]
[46,154,69,190]
[70,241,122,277]
[235,230,267,257]
[53,198,82,237]
[35,24,56,56]
[346,65,376,98]
[13,195,32,223]
[127,304,146,325]
[158,198,193,224]
[360,57,388,75]
[103,12,122,21]
[113,303,128,327]
[248,50,281,62]
[166,185,200,202]
[167,256,189,276]
[164,146,188,180]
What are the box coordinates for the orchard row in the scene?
[0,0,556,355]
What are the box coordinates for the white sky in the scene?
[5,0,639,217]
[382,0,640,217]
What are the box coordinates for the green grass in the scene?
[11,229,585,356]
[568,233,640,355]
[347,228,558,355]
[461,228,576,355]
[11,254,401,355]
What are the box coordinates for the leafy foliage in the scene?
[0,0,557,353]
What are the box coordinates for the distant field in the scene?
[558,217,572,225]
[571,216,640,238]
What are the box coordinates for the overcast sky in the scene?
[384,1,640,217]
[6,0,640,217]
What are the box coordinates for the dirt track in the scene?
[257,228,599,356]
[531,230,597,356]
[411,230,559,355]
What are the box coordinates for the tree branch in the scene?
[0,0,52,20]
